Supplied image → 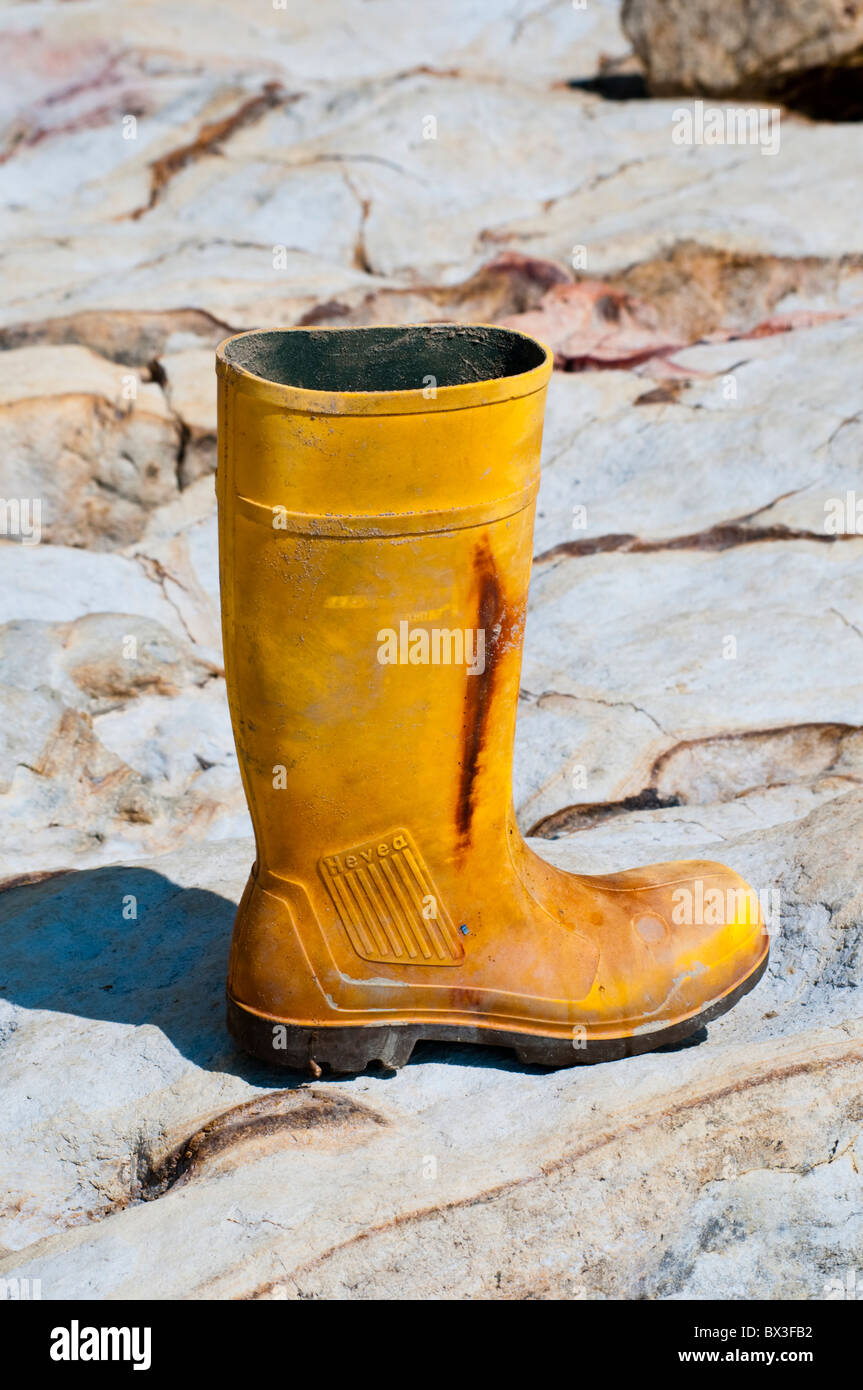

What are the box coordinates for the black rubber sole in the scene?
[227,952,768,1075]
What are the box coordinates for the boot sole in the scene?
[227,950,769,1074]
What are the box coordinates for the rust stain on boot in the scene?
[456,537,505,849]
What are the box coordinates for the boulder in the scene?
[623,0,863,108]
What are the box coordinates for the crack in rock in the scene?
[530,721,863,837]
[534,518,860,565]
[247,1041,863,1299]
[135,1089,387,1201]
[128,82,297,220]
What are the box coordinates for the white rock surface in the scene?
[0,0,861,1299]
[0,346,180,548]
[0,791,861,1297]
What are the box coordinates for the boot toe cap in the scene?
[628,861,769,1028]
[578,859,770,1036]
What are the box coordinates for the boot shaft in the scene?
[216,326,552,880]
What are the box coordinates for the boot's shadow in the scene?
[0,865,292,1085]
[0,865,565,1084]
[0,864,712,1086]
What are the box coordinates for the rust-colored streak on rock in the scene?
[130,83,293,220]
[0,868,74,896]
[534,520,860,565]
[246,1043,863,1299]
[456,537,505,848]
[529,788,682,839]
[529,719,863,838]
[138,1088,386,1199]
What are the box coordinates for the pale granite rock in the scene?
[0,544,189,633]
[515,536,863,828]
[0,615,246,876]
[0,614,220,715]
[0,0,861,1301]
[0,790,860,1296]
[0,347,181,548]
[158,349,218,487]
[4,60,863,328]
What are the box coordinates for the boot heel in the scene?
[227,998,419,1075]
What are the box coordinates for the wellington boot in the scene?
[216,325,768,1074]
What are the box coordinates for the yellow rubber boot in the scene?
[216,325,768,1073]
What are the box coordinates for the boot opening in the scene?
[222,325,547,393]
